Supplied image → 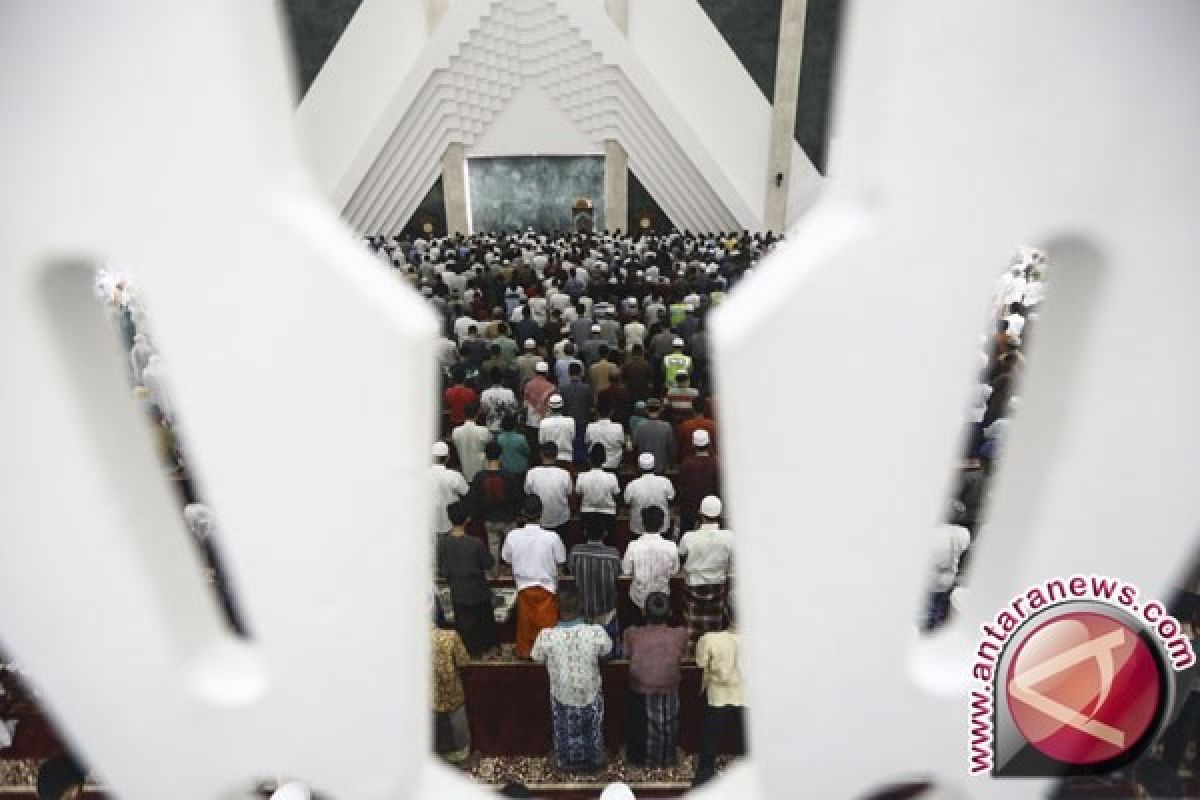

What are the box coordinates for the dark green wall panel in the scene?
[281,0,364,97]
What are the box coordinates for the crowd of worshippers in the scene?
[923,248,1049,632]
[400,229,770,783]
[93,267,248,635]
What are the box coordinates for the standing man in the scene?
[567,516,622,648]
[923,517,972,631]
[632,399,675,474]
[694,602,746,787]
[496,413,532,478]
[677,429,720,535]
[524,442,574,541]
[503,495,568,659]
[624,454,676,538]
[451,404,492,483]
[537,394,576,466]
[431,441,469,538]
[622,344,653,402]
[662,338,692,390]
[585,400,625,471]
[436,502,499,655]
[559,362,593,465]
[621,506,679,626]
[597,370,633,429]
[622,591,688,767]
[432,606,474,765]
[588,345,619,398]
[514,339,541,388]
[467,442,522,575]
[480,368,518,432]
[574,444,621,543]
[678,495,734,650]
[531,588,612,772]
[523,361,556,434]
[678,397,717,460]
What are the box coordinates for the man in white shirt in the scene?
[525,442,574,538]
[528,294,549,327]
[624,453,676,537]
[575,444,621,542]
[924,518,971,630]
[1001,302,1026,343]
[585,402,625,470]
[503,495,568,658]
[622,505,680,624]
[451,404,491,482]
[453,308,478,343]
[436,334,460,376]
[678,495,735,649]
[538,394,576,465]
[430,441,468,537]
[623,315,646,353]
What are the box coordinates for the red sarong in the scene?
[515,586,559,659]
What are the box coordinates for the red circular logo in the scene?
[1005,611,1164,765]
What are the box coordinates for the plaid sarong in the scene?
[627,690,680,767]
[683,582,728,649]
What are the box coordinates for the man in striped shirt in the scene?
[567,516,621,654]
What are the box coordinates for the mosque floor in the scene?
[463,752,736,792]
[0,754,735,796]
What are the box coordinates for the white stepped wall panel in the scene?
[295,0,432,203]
[300,0,767,235]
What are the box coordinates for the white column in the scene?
[764,0,808,232]
[604,0,630,234]
[441,142,469,236]
[604,139,629,234]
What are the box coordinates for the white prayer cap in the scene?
[535,361,549,373]
[432,441,449,458]
[524,338,537,349]
[638,452,655,471]
[270,783,312,800]
[672,337,684,347]
[600,783,636,800]
[548,393,564,409]
[692,429,710,448]
[591,324,602,333]
[701,495,723,518]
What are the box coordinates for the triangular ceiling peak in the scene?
[300,0,820,234]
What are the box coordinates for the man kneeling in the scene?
[531,587,612,772]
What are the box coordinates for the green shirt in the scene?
[663,353,693,387]
[668,303,689,327]
[497,430,531,474]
